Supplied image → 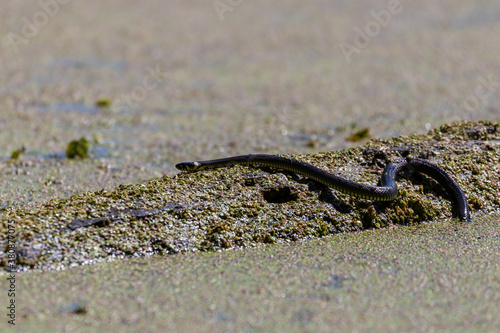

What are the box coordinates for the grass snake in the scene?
[176,154,470,222]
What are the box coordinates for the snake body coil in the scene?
[176,154,470,222]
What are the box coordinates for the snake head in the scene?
[175,161,201,171]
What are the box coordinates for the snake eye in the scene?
[184,162,199,171]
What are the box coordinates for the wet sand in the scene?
[1,1,499,331]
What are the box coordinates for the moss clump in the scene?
[10,146,26,160]
[95,99,111,108]
[66,137,90,159]
[347,127,371,142]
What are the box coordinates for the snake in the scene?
[175,154,471,222]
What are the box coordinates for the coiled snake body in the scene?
[176,154,470,222]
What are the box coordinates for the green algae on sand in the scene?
[1,121,499,271]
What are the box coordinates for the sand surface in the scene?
[1,1,499,332]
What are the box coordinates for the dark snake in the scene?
[176,154,471,222]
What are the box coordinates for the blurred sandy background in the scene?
[1,0,499,206]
